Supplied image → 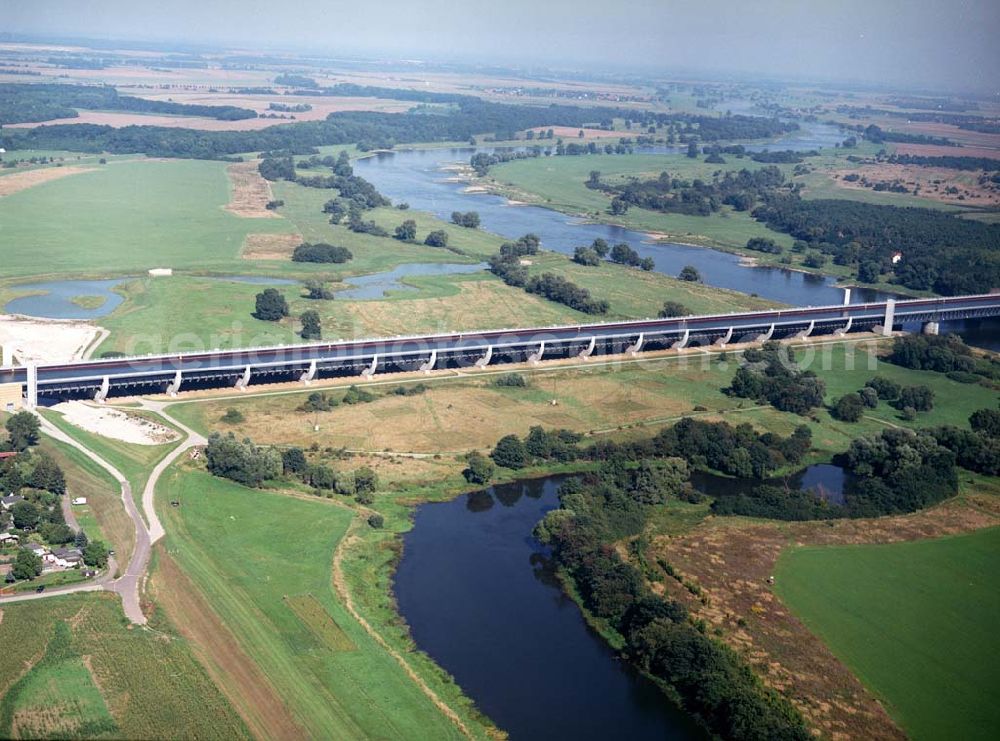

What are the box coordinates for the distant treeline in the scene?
[2,94,798,159]
[0,83,257,125]
[861,124,956,147]
[885,153,1000,171]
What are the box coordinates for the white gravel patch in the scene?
[51,401,180,446]
[0,315,103,365]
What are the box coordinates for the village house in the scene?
[48,547,84,569]
[0,531,19,546]
[1,494,24,510]
[25,542,48,559]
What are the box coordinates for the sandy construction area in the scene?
[0,166,95,197]
[0,315,102,365]
[50,400,180,445]
[224,162,280,218]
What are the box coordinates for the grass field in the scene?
[165,339,999,473]
[0,594,248,739]
[156,467,484,739]
[775,527,1000,740]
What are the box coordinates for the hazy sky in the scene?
[7,0,1000,92]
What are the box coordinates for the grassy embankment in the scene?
[154,465,492,739]
[0,594,249,739]
[776,527,1000,740]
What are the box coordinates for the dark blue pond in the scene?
[4,278,128,320]
[395,476,703,740]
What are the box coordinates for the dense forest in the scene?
[0,83,257,125]
[750,196,1000,294]
[884,153,1000,171]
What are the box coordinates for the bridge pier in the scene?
[166,370,183,397]
[94,376,110,403]
[25,364,37,410]
[835,316,853,336]
[714,327,733,348]
[757,323,775,342]
[922,321,940,336]
[419,351,437,373]
[475,346,493,368]
[795,321,815,339]
[235,365,252,391]
[300,360,317,384]
[528,342,545,364]
[672,329,690,350]
[626,333,644,356]
[361,355,378,380]
[880,299,896,336]
[578,337,596,359]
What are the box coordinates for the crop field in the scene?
[0,594,247,739]
[775,527,1000,740]
[165,339,999,468]
[156,467,480,739]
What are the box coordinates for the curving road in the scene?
[0,406,202,624]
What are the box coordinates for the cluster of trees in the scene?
[591,166,787,217]
[608,243,654,271]
[727,343,826,415]
[535,461,809,739]
[205,433,283,487]
[744,237,783,254]
[424,229,449,248]
[0,83,256,125]
[394,219,417,242]
[254,288,289,321]
[292,242,353,264]
[304,279,335,300]
[928,410,1000,476]
[571,238,609,266]
[450,211,480,229]
[4,411,41,452]
[490,427,586,469]
[887,334,1000,382]
[470,150,539,175]
[298,385,376,413]
[862,124,955,147]
[750,196,1000,294]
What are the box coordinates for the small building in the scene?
[50,547,83,568]
[148,268,173,277]
[0,532,19,546]
[72,497,88,506]
[1,494,24,511]
[25,542,48,558]
[891,251,903,265]
[0,451,17,461]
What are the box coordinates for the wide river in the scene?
[354,139,999,346]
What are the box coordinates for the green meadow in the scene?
[776,527,1000,740]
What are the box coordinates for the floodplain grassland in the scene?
[165,339,999,473]
[0,594,248,740]
[155,465,488,740]
[775,527,1000,740]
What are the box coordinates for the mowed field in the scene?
[0,594,248,739]
[155,467,480,739]
[775,527,1000,740]
[0,158,294,278]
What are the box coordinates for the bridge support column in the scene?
[300,360,317,384]
[714,327,733,348]
[578,337,596,360]
[475,346,493,368]
[361,355,378,379]
[757,324,775,342]
[25,364,37,410]
[795,321,815,339]
[235,365,251,391]
[880,299,896,336]
[835,317,853,337]
[419,351,437,373]
[843,287,852,306]
[626,333,644,356]
[94,376,110,403]
[528,342,545,364]
[0,344,9,368]
[166,370,183,397]
[672,329,690,350]
[922,321,940,336]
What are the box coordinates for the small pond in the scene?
[691,463,851,505]
[4,278,128,320]
[337,262,485,300]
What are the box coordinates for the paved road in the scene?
[0,407,202,624]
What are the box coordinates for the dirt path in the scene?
[331,525,475,740]
[0,165,96,196]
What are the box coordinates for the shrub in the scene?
[424,230,449,247]
[865,376,901,400]
[894,385,934,412]
[220,408,245,424]
[831,393,864,422]
[678,265,701,282]
[463,451,495,484]
[367,513,384,529]
[254,288,288,321]
[494,373,527,388]
[658,301,690,318]
[491,435,528,469]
